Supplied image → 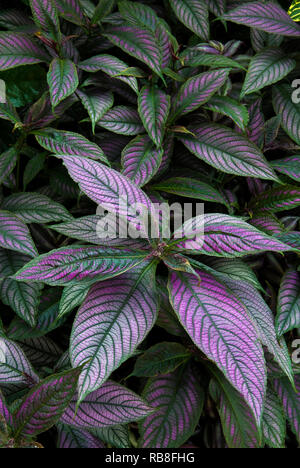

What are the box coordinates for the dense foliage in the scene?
[0,0,300,449]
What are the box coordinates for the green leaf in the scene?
[0,148,17,186]
[273,83,300,145]
[77,90,114,134]
[262,387,286,448]
[169,0,209,40]
[131,342,190,378]
[204,95,249,131]
[91,0,115,24]
[138,85,170,147]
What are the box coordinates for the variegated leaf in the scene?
[71,262,158,403]
[262,387,286,448]
[97,106,144,135]
[0,211,37,257]
[34,127,108,162]
[29,0,60,37]
[0,32,50,70]
[273,84,300,145]
[77,90,114,134]
[47,58,79,108]
[272,155,300,182]
[276,270,300,336]
[138,85,170,147]
[178,124,278,180]
[250,185,300,213]
[122,135,163,187]
[205,95,249,131]
[170,0,209,40]
[1,193,72,224]
[61,381,153,428]
[57,424,105,448]
[0,337,39,385]
[274,375,300,443]
[139,365,204,448]
[0,148,17,186]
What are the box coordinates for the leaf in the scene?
[47,58,79,108]
[57,424,105,448]
[92,425,130,448]
[0,32,50,71]
[170,0,209,40]
[262,387,286,448]
[13,246,149,286]
[0,211,37,257]
[209,365,261,448]
[241,48,295,97]
[0,390,13,431]
[17,336,62,367]
[58,282,92,320]
[61,381,153,428]
[0,148,17,186]
[289,0,300,21]
[77,90,113,134]
[168,270,267,424]
[13,368,81,438]
[92,0,115,24]
[33,127,108,162]
[223,278,293,384]
[273,84,300,145]
[178,124,278,180]
[54,0,85,26]
[276,270,300,336]
[50,215,148,249]
[223,2,300,37]
[272,155,300,182]
[122,135,163,187]
[98,106,144,135]
[250,185,300,213]
[0,249,42,327]
[0,337,39,385]
[204,95,249,131]
[274,375,300,443]
[23,153,46,189]
[139,365,204,448]
[57,155,157,237]
[0,98,20,124]
[172,69,229,120]
[151,177,229,207]
[79,54,138,93]
[184,53,245,70]
[1,193,73,224]
[138,85,170,147]
[204,0,225,17]
[29,0,60,37]
[71,262,158,403]
[103,25,163,78]
[175,213,292,257]
[131,342,190,378]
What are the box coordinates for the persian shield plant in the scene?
[0,0,299,449]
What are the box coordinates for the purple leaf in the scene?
[29,0,60,35]
[13,246,150,286]
[250,185,300,213]
[98,106,144,135]
[272,155,300,183]
[70,262,158,403]
[0,211,38,257]
[103,25,163,78]
[122,135,163,187]
[79,54,138,93]
[54,0,85,26]
[173,69,229,120]
[0,32,50,70]
[175,213,292,257]
[0,337,39,385]
[274,376,300,443]
[241,48,296,97]
[223,2,300,37]
[140,365,204,448]
[0,148,17,186]
[250,216,284,235]
[57,155,158,238]
[13,368,81,437]
[138,85,170,147]
[61,381,153,428]
[276,270,300,336]
[273,84,300,145]
[168,270,267,424]
[178,124,278,180]
[170,0,209,40]
[204,95,249,131]
[1,192,73,224]
[47,58,79,108]
[34,127,108,162]
[57,424,105,448]
[246,98,265,147]
[77,90,114,134]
